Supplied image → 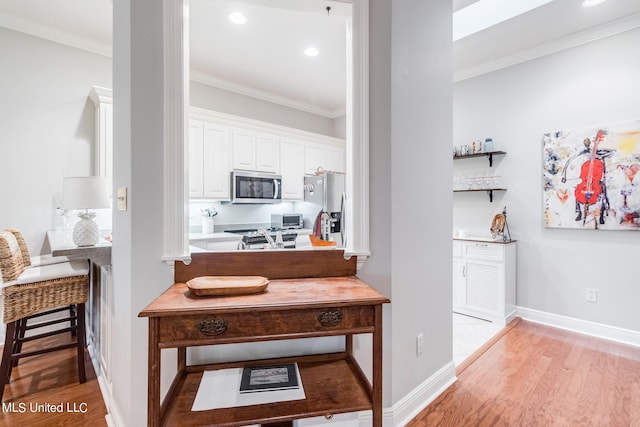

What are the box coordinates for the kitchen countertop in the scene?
[189,229,314,243]
[189,232,242,242]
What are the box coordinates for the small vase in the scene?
[202,217,214,234]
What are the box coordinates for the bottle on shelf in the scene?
[484,138,494,152]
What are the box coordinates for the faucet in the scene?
[257,228,277,249]
[236,241,246,250]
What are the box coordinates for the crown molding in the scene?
[1,13,346,119]
[190,70,345,119]
[454,12,640,82]
[0,13,112,58]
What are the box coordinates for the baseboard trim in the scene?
[358,361,456,426]
[517,306,640,348]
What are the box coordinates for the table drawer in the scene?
[158,306,375,344]
[462,241,504,262]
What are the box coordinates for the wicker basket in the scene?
[2,275,89,324]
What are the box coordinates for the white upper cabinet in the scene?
[256,132,280,173]
[232,128,256,171]
[304,141,346,175]
[203,123,231,199]
[304,142,326,175]
[89,86,113,198]
[325,143,346,173]
[280,137,305,200]
[189,120,231,199]
[232,129,280,173]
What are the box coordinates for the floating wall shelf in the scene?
[453,150,506,167]
[453,188,506,202]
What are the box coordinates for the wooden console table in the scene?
[139,250,389,427]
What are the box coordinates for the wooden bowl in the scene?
[186,276,269,297]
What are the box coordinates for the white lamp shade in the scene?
[62,177,110,210]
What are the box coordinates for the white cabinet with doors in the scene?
[304,141,346,175]
[89,86,113,198]
[255,132,280,173]
[232,129,280,173]
[280,137,305,200]
[90,89,343,203]
[452,239,516,326]
[189,120,231,199]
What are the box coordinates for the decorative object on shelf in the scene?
[484,138,494,152]
[542,120,640,230]
[201,207,217,234]
[453,149,506,167]
[186,275,269,297]
[62,176,110,247]
[490,207,511,241]
[490,213,505,238]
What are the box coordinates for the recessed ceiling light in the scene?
[304,47,319,57]
[582,0,607,7]
[228,12,247,25]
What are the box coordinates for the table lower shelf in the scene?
[161,354,372,426]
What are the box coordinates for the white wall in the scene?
[453,28,640,332]
[0,27,112,253]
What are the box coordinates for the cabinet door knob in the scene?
[317,309,342,327]
[198,319,228,336]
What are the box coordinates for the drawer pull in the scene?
[198,319,228,336]
[317,309,342,327]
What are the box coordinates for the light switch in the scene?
[117,186,128,211]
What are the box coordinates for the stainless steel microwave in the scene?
[230,170,282,204]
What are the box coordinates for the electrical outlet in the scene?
[586,288,597,303]
[416,333,424,356]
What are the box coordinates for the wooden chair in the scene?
[4,228,78,343]
[4,228,70,268]
[0,230,89,401]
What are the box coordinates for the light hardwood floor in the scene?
[1,320,639,426]
[408,319,640,426]
[0,334,107,426]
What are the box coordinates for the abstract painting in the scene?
[543,121,640,230]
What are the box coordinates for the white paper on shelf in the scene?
[191,367,306,411]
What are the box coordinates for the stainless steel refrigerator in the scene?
[304,173,346,248]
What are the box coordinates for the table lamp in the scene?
[62,176,110,246]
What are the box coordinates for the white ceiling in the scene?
[2,0,640,116]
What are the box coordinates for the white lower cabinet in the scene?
[452,240,516,326]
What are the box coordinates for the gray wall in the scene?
[360,0,453,408]
[0,27,111,253]
[453,28,640,332]
[191,80,343,138]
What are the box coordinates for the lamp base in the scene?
[73,212,100,247]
